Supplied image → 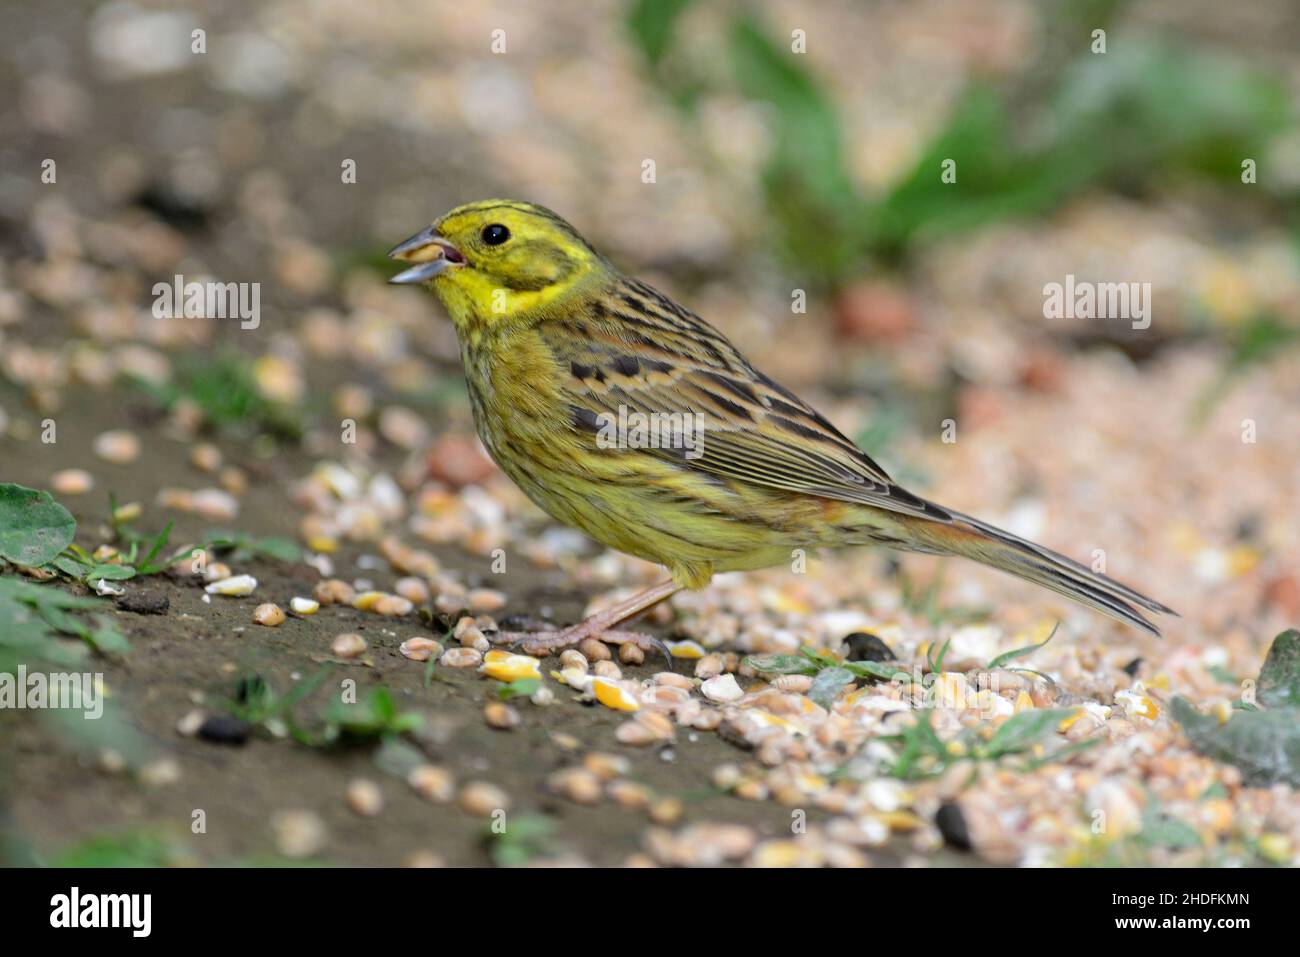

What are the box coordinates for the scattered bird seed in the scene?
[701,673,744,702]
[548,767,602,804]
[458,781,510,816]
[253,602,285,626]
[408,765,456,803]
[346,778,384,817]
[313,578,356,605]
[331,633,367,658]
[93,429,140,464]
[578,638,611,661]
[400,637,442,662]
[50,468,94,495]
[484,702,521,730]
[440,647,483,668]
[205,574,257,597]
[272,810,327,859]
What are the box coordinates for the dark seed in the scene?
[117,590,169,615]
[935,801,972,851]
[197,715,254,745]
[497,615,553,631]
[844,632,895,663]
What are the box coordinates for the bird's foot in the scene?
[489,621,671,666]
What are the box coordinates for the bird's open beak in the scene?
[388,226,467,284]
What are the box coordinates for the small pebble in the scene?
[117,590,169,615]
[844,631,895,662]
[197,714,253,745]
[176,709,206,737]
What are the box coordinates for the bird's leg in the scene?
[489,580,681,664]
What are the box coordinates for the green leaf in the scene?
[626,0,694,66]
[728,13,867,284]
[982,708,1075,758]
[742,654,818,676]
[88,617,130,655]
[134,520,174,574]
[496,677,540,701]
[987,623,1059,670]
[1256,629,1300,709]
[926,637,952,674]
[0,484,77,567]
[52,555,90,578]
[85,564,137,583]
[324,687,422,739]
[1139,811,1202,851]
[844,659,905,682]
[52,832,177,868]
[808,667,855,709]
[1172,696,1300,786]
[249,536,301,562]
[373,735,427,779]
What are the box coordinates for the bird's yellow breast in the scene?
[458,324,866,590]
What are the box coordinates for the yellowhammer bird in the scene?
[390,200,1173,660]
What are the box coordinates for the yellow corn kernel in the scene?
[480,650,542,683]
[592,677,640,712]
[665,639,706,659]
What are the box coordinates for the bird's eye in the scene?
[481,223,510,246]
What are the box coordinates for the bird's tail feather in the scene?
[897,507,1176,637]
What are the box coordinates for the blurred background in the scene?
[1,0,1299,866]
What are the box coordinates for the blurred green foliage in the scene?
[128,351,303,441]
[627,0,1295,288]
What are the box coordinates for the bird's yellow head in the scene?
[389,200,609,333]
